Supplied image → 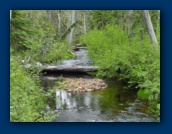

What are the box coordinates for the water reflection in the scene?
[40,76,156,122]
[40,46,156,122]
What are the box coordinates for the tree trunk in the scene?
[118,10,123,27]
[10,10,12,19]
[69,10,75,44]
[29,10,33,18]
[48,10,52,23]
[127,10,134,39]
[83,13,87,33]
[58,11,61,39]
[123,10,133,34]
[143,10,158,45]
[67,12,71,42]
[157,10,160,20]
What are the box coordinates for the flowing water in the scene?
[40,48,156,122]
[56,48,93,68]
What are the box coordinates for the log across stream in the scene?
[24,47,98,73]
[40,47,156,122]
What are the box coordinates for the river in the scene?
[40,47,156,122]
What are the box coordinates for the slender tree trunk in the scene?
[143,10,158,45]
[29,10,33,18]
[48,10,52,23]
[123,10,133,34]
[67,12,71,42]
[58,11,61,39]
[69,10,75,44]
[127,10,134,38]
[83,13,87,33]
[157,10,160,20]
[157,10,160,35]
[10,10,12,19]
[118,10,123,27]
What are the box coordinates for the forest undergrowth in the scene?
[81,25,160,120]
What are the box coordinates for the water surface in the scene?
[40,47,156,122]
[41,74,156,122]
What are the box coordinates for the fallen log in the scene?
[23,63,98,72]
[43,65,99,72]
[72,46,87,51]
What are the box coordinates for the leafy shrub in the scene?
[10,56,57,122]
[80,25,160,119]
[40,41,76,63]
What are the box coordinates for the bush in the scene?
[10,56,56,122]
[40,41,76,63]
[80,25,160,119]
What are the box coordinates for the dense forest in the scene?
[10,10,160,122]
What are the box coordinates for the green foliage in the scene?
[40,41,76,63]
[10,55,57,122]
[10,10,160,121]
[10,10,35,50]
[81,25,160,119]
[90,10,118,29]
[10,10,75,122]
[10,10,75,64]
[137,89,150,99]
[60,20,81,40]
